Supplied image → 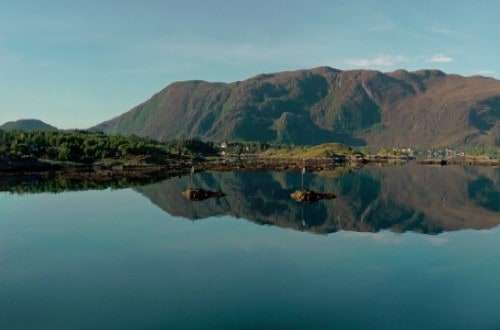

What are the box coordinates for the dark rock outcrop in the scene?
[290,189,336,202]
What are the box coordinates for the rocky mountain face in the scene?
[0,119,58,132]
[93,67,500,147]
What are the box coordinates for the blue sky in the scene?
[1,0,499,128]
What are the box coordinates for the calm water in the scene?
[0,164,499,329]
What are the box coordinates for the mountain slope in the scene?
[93,67,500,147]
[0,119,58,132]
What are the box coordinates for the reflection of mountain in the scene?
[136,164,500,235]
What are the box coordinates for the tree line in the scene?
[0,130,219,163]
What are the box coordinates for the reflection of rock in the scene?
[290,189,336,202]
[182,188,226,201]
[136,165,500,235]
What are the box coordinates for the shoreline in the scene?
[0,155,498,181]
[1,156,497,195]
[0,156,500,176]
[416,158,500,166]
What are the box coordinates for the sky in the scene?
[0,0,499,129]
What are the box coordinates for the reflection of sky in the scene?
[1,189,499,329]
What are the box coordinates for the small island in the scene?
[290,189,336,202]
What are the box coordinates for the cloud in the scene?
[428,27,453,35]
[345,55,408,68]
[426,27,470,40]
[428,53,453,63]
[475,70,496,76]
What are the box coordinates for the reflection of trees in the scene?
[0,175,166,194]
[2,165,499,234]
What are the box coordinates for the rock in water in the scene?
[182,188,226,201]
[290,189,336,202]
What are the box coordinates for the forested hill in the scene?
[0,130,218,164]
[93,67,500,147]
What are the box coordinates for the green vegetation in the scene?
[261,143,362,159]
[164,139,219,156]
[0,129,362,169]
[0,130,171,163]
[461,146,500,159]
[0,129,225,165]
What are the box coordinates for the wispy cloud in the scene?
[426,26,471,40]
[345,55,408,68]
[0,45,58,72]
[475,70,496,76]
[428,27,453,36]
[428,53,453,63]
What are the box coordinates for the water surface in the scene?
[0,164,499,329]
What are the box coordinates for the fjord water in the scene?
[1,164,499,329]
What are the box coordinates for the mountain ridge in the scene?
[91,66,498,147]
[0,119,58,132]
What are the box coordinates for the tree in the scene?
[58,144,71,161]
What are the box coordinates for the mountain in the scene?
[0,119,58,132]
[93,67,500,147]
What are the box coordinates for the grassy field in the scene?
[261,143,362,159]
